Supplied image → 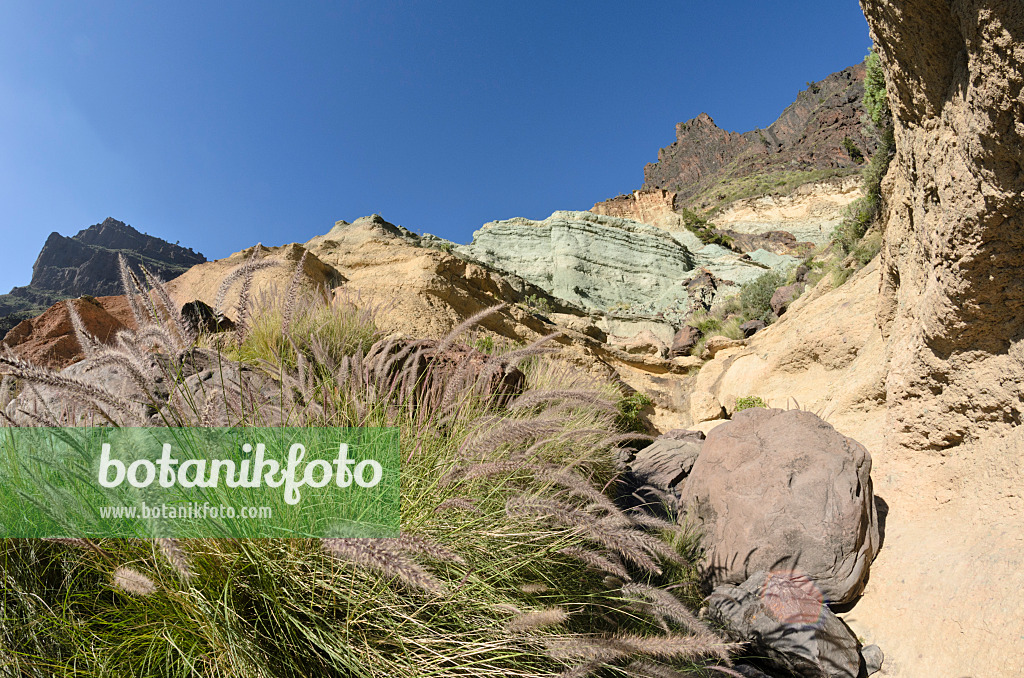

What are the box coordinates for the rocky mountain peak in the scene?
[634,62,877,212]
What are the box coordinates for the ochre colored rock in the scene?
[862,0,1024,451]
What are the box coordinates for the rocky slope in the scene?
[456,211,797,323]
[635,63,878,213]
[0,218,205,335]
[862,0,1024,453]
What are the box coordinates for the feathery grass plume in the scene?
[459,419,565,459]
[140,264,194,346]
[509,496,667,575]
[65,299,101,357]
[0,353,139,422]
[541,466,621,515]
[394,533,466,566]
[111,566,157,596]
[321,538,447,595]
[505,607,569,633]
[157,538,194,580]
[624,660,692,678]
[440,460,526,488]
[508,389,618,415]
[620,584,728,652]
[73,348,155,396]
[119,253,147,325]
[41,537,112,560]
[623,510,685,536]
[128,324,184,354]
[519,583,549,594]
[234,262,258,344]
[212,254,279,316]
[435,303,506,353]
[556,661,603,678]
[546,633,739,663]
[496,332,562,369]
[557,546,631,580]
[281,250,309,336]
[703,667,747,677]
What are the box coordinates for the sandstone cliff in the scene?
[861,0,1024,451]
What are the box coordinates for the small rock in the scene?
[689,389,723,423]
[612,330,668,358]
[622,429,704,514]
[671,355,703,370]
[670,325,702,356]
[739,319,767,338]
[770,283,805,317]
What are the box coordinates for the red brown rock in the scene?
[770,283,804,317]
[1,296,137,370]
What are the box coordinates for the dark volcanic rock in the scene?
[622,429,705,515]
[739,319,766,337]
[770,283,805,317]
[28,218,205,296]
[0,218,205,325]
[640,64,877,210]
[705,570,881,678]
[670,325,702,357]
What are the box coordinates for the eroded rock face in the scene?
[458,211,797,322]
[0,218,206,321]
[861,1,1024,450]
[682,408,880,605]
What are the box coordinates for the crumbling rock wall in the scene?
[861,0,1024,449]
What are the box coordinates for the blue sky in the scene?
[0,1,872,293]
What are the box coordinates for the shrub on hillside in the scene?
[739,271,784,324]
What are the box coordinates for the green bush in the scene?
[523,294,554,315]
[841,136,865,164]
[735,395,767,411]
[864,49,890,130]
[616,391,654,433]
[678,208,734,249]
[739,271,784,324]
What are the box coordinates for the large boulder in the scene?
[705,570,883,678]
[681,408,879,604]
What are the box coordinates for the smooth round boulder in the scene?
[681,407,879,604]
